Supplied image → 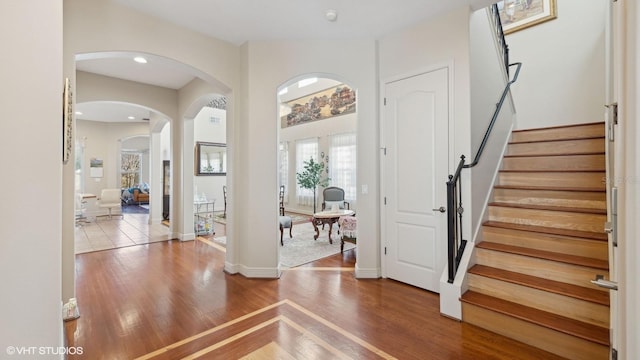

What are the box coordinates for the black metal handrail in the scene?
[490,4,510,77]
[463,62,521,169]
[445,6,522,284]
[446,156,467,283]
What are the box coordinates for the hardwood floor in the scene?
[65,239,566,359]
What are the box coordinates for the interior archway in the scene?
[276,74,358,267]
[71,51,233,255]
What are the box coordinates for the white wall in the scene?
[77,71,179,121]
[194,107,227,212]
[0,0,63,353]
[468,9,515,239]
[508,0,606,129]
[76,120,150,200]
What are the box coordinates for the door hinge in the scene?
[380,147,387,155]
[384,97,387,106]
[384,247,387,255]
[606,187,618,247]
[384,197,387,205]
[612,348,618,360]
[606,102,618,141]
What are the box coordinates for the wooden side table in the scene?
[311,209,355,243]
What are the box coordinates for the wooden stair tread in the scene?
[460,291,610,346]
[508,135,605,145]
[503,152,604,158]
[483,221,608,241]
[468,264,610,306]
[494,185,605,193]
[476,241,609,270]
[488,202,607,215]
[499,169,604,173]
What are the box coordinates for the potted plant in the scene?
[296,157,329,213]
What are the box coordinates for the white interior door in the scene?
[382,67,449,292]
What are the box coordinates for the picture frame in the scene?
[280,84,356,128]
[62,77,73,164]
[195,142,227,176]
[498,0,557,35]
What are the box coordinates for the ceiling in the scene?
[76,0,495,123]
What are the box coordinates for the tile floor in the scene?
[74,213,171,254]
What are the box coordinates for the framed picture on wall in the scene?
[280,84,356,128]
[498,0,557,35]
[195,142,227,176]
[62,77,73,164]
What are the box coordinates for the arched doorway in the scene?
[276,75,358,267]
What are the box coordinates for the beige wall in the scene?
[76,120,150,197]
[508,0,606,129]
[237,39,378,277]
[0,0,64,351]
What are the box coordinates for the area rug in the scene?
[280,225,355,268]
[206,226,355,268]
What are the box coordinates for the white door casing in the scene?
[381,67,449,292]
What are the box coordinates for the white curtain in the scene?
[295,138,319,206]
[329,133,357,202]
[278,141,289,203]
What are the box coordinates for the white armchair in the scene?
[98,189,123,219]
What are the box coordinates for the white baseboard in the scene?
[354,264,380,278]
[238,264,280,278]
[224,262,239,274]
[179,233,196,241]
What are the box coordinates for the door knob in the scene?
[432,206,446,213]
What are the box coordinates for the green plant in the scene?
[296,157,330,213]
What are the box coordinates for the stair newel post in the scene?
[447,174,456,283]
[456,156,464,268]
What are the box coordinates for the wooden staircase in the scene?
[460,122,610,360]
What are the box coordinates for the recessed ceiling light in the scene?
[325,9,338,22]
[128,116,135,120]
[133,56,147,64]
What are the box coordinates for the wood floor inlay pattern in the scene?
[65,239,567,359]
[136,300,394,359]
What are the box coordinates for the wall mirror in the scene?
[195,142,227,176]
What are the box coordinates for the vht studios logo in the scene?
[6,346,84,356]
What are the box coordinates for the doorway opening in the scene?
[277,75,358,268]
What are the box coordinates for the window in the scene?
[279,141,289,200]
[295,138,318,206]
[329,133,356,201]
[121,152,142,188]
